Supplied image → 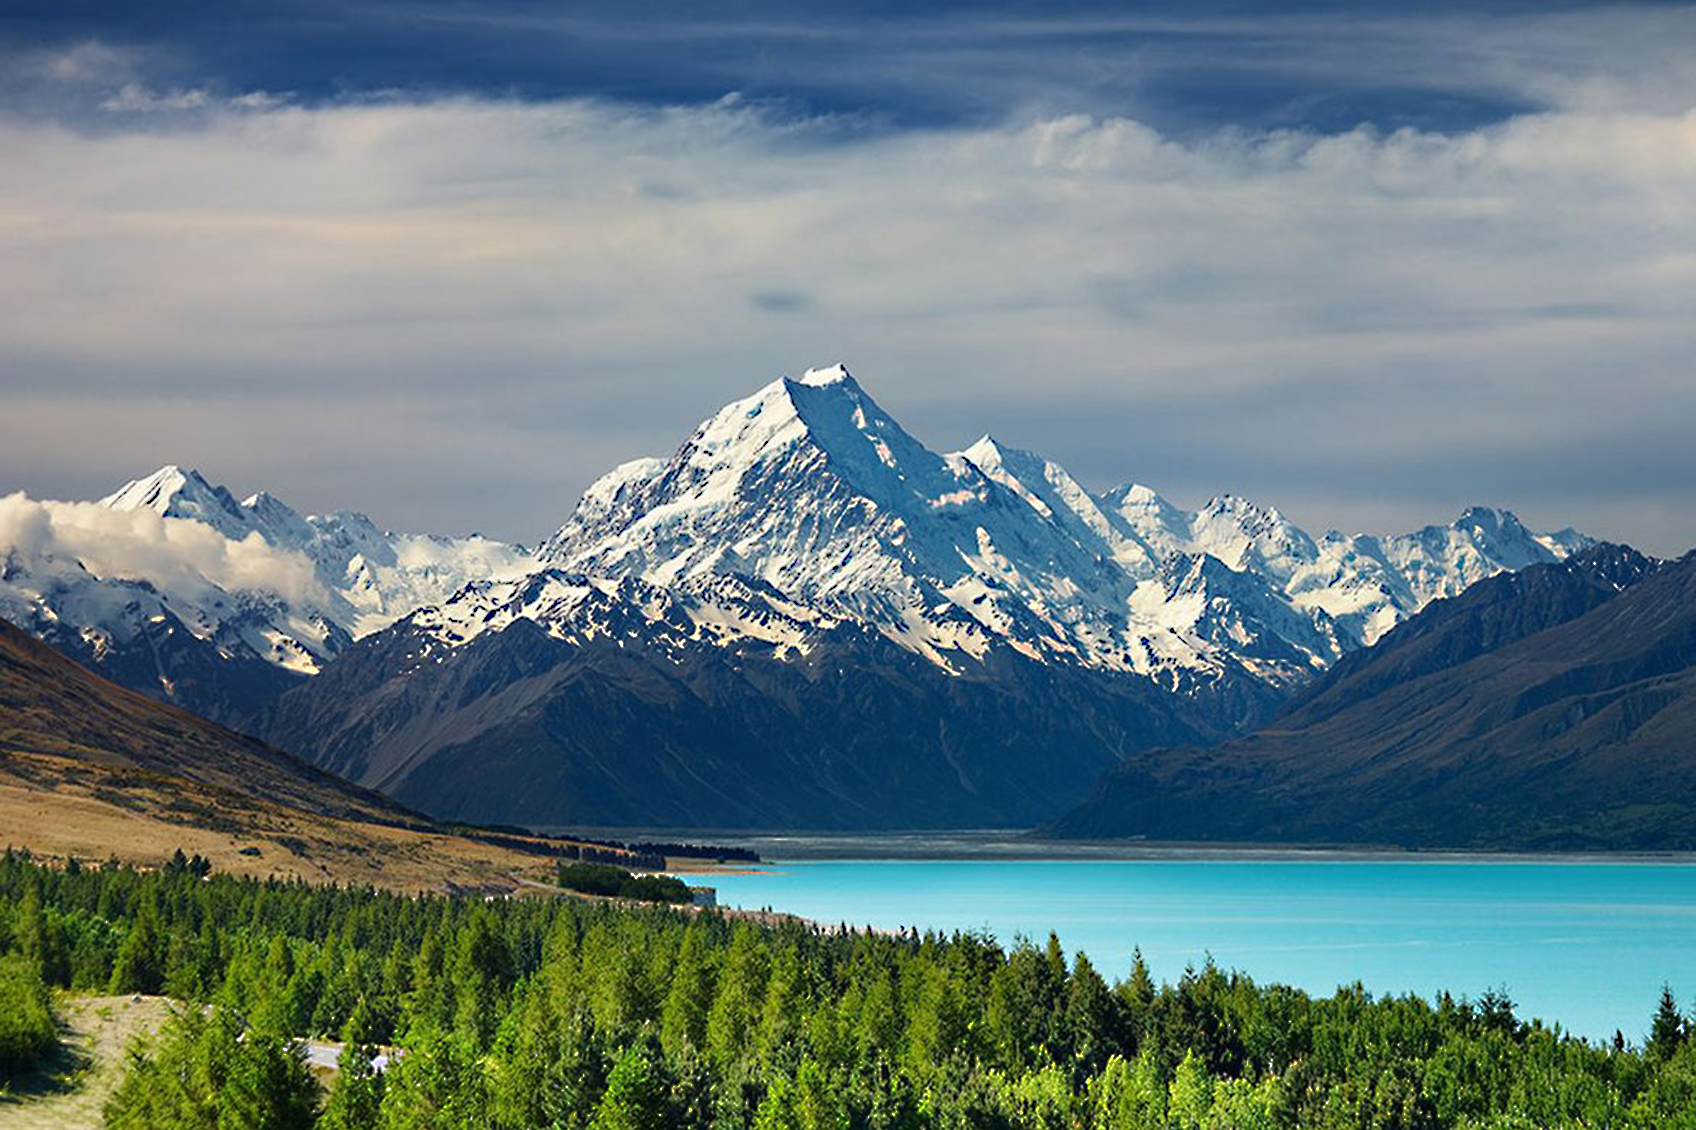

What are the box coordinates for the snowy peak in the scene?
[5,467,533,690]
[956,434,1162,574]
[795,361,854,387]
[99,463,207,513]
[101,465,253,540]
[526,363,1603,691]
[542,364,1010,593]
[1104,481,1191,548]
[1188,494,1320,581]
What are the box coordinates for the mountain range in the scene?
[0,364,1610,830]
[0,465,526,727]
[1047,544,1696,849]
[0,617,587,890]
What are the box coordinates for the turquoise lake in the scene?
[705,857,1696,1043]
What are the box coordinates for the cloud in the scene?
[750,289,815,314]
[0,492,331,608]
[100,83,212,113]
[0,88,1692,553]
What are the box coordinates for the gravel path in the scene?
[0,994,175,1130]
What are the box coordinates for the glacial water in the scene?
[704,855,1696,1043]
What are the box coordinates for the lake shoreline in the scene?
[549,826,1696,865]
[696,853,1696,1043]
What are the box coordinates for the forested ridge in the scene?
[3,851,1695,1128]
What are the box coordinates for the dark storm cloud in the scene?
[8,1,1694,132]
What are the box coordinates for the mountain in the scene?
[0,617,569,890]
[540,365,1586,693]
[259,364,1594,828]
[1047,544,1696,850]
[261,572,1210,828]
[0,467,529,727]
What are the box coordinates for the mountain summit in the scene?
[253,363,1599,828]
[534,363,1589,691]
[0,467,530,726]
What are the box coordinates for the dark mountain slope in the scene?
[1277,543,1657,727]
[263,613,1217,830]
[0,617,412,827]
[1048,545,1696,850]
[0,619,606,890]
[22,599,309,734]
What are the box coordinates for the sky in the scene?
[1,1,1694,554]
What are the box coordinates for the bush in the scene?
[104,1008,318,1129]
[555,862,692,904]
[0,952,57,1075]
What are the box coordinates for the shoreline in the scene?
[557,827,1696,866]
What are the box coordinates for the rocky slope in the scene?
[1048,544,1696,849]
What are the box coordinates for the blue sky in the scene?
[2,1,1695,552]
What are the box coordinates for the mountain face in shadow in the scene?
[1048,545,1696,850]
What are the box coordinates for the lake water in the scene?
[705,855,1696,1043]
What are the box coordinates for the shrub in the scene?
[0,952,57,1075]
[555,862,692,904]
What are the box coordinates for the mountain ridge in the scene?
[1046,543,1696,849]
[0,363,1612,830]
[248,364,1600,828]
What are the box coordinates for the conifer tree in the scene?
[660,923,714,1059]
[590,1041,670,1130]
[1650,984,1686,1060]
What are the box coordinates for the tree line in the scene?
[2,848,1695,1128]
[555,861,694,904]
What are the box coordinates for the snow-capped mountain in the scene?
[520,364,1589,697]
[0,467,530,724]
[1,362,1602,828]
[259,363,1600,828]
[101,465,530,640]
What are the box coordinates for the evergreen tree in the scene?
[758,946,807,1069]
[378,1030,489,1130]
[705,924,768,1071]
[1116,948,1156,1056]
[108,908,164,995]
[1650,985,1687,1060]
[752,1073,800,1130]
[1062,950,1117,1075]
[902,963,964,1076]
[451,908,514,1049]
[590,1041,670,1130]
[320,1002,388,1130]
[104,1008,318,1130]
[1168,1049,1213,1130]
[0,952,57,1074]
[660,923,714,1059]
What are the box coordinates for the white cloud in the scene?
[0,94,1692,552]
[0,492,330,608]
[97,82,288,114]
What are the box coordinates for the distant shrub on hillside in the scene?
[0,952,57,1074]
[554,861,692,904]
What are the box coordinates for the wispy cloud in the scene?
[0,492,330,607]
[0,10,1693,552]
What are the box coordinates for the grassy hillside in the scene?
[0,618,644,891]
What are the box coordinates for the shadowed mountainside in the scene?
[1049,544,1696,850]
